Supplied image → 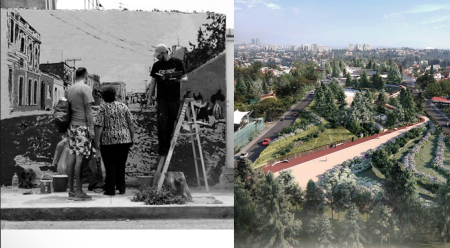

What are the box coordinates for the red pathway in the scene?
[264,117,426,174]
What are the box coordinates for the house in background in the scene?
[39,61,75,88]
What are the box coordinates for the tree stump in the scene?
[154,171,193,202]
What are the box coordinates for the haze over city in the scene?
[235,0,450,49]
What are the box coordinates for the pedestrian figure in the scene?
[146,44,188,173]
[94,86,135,195]
[66,67,95,201]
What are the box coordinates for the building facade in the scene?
[39,62,75,87]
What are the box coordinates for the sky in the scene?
[235,0,450,49]
[57,0,234,28]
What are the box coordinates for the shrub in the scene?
[132,185,187,205]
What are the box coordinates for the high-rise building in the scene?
[348,44,354,51]
[255,38,260,46]
[251,38,256,45]
[363,44,371,51]
[292,45,298,51]
[312,44,318,53]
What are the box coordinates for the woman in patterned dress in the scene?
[94,86,135,195]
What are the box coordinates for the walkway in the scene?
[267,117,428,189]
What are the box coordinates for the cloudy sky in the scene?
[235,0,450,48]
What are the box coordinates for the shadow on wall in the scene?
[0,112,226,187]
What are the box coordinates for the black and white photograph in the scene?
[0,0,234,237]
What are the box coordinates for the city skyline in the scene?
[235,0,450,49]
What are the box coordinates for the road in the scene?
[1,219,233,229]
[404,77,450,134]
[246,93,315,161]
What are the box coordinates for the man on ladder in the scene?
[146,44,188,185]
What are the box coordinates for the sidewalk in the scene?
[1,187,233,221]
[235,123,275,157]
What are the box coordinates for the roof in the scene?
[234,110,251,124]
[431,97,450,104]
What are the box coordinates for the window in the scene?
[28,79,32,105]
[10,20,14,43]
[34,80,37,105]
[48,84,52,99]
[18,77,23,106]
[20,37,25,53]
[8,68,13,102]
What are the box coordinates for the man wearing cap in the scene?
[147,44,188,175]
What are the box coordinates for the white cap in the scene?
[153,44,169,57]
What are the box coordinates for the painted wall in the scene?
[0,9,227,188]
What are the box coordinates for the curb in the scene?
[1,205,234,221]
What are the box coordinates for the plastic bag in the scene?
[57,141,70,175]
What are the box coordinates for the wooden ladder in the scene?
[154,98,209,192]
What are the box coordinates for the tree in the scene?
[360,71,370,88]
[352,185,374,221]
[352,79,359,89]
[322,87,338,118]
[278,170,303,210]
[302,179,326,218]
[234,173,257,247]
[368,204,402,246]
[375,91,387,114]
[430,178,450,245]
[340,204,370,248]
[307,213,335,248]
[254,172,302,248]
[385,111,397,128]
[425,82,443,98]
[417,70,436,90]
[236,77,248,96]
[314,84,325,111]
[371,71,385,90]
[399,89,416,123]
[336,86,347,109]
[415,91,425,113]
[333,182,355,220]
[185,12,226,73]
[236,158,259,195]
[345,73,352,88]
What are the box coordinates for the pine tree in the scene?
[336,86,347,109]
[430,178,450,245]
[368,204,402,246]
[236,77,248,95]
[254,172,302,248]
[279,170,303,210]
[399,89,416,123]
[360,71,370,88]
[322,87,338,118]
[352,79,359,89]
[375,91,387,114]
[308,213,335,248]
[236,158,259,196]
[302,179,325,218]
[340,204,370,248]
[314,84,325,111]
[345,73,352,88]
[234,173,257,248]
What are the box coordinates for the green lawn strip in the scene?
[391,133,425,162]
[414,132,448,182]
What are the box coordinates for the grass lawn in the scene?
[253,101,355,168]
[414,132,449,182]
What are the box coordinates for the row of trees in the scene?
[235,158,450,248]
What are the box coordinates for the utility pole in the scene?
[66,58,81,69]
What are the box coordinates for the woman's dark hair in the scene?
[102,86,116,103]
[75,67,88,79]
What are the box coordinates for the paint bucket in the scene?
[40,180,52,194]
[137,176,153,191]
[52,175,68,192]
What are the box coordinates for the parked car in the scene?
[280,118,284,121]
[292,112,298,117]
[262,138,271,146]
[239,152,248,159]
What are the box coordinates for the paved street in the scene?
[1,219,233,229]
[244,93,314,161]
